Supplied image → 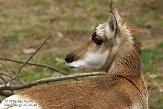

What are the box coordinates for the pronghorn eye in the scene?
[95,39,103,45]
[92,32,103,45]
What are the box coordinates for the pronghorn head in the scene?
[65,1,139,73]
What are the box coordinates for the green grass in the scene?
[0,0,109,43]
[31,0,49,7]
[126,13,163,27]
[142,41,163,74]
[142,42,163,84]
[142,42,163,109]
[149,93,163,109]
[126,0,163,27]
[0,51,70,83]
[148,4,158,11]
[19,64,70,83]
[1,33,18,42]
[14,51,71,82]
[142,48,163,74]
[0,32,27,42]
[126,15,149,26]
[157,41,163,49]
[20,67,50,82]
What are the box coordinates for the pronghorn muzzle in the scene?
[65,53,78,63]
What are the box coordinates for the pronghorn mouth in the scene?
[69,66,77,69]
[66,63,81,69]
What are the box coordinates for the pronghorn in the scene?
[0,1,148,109]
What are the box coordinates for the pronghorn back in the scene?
[0,1,148,109]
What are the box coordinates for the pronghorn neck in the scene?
[106,21,141,76]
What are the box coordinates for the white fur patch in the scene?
[105,25,115,39]
[95,23,115,39]
[67,50,109,70]
[96,23,107,37]
[118,22,133,44]
[0,95,41,109]
[112,35,122,54]
[108,62,115,73]
[130,103,142,109]
[107,36,121,74]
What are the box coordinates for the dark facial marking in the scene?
[92,32,96,41]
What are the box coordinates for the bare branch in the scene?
[0,63,12,74]
[0,72,104,91]
[0,57,79,81]
[1,62,24,84]
[0,57,69,75]
[0,76,7,84]
[18,34,52,73]
[0,73,12,78]
[4,35,53,84]
[8,71,25,84]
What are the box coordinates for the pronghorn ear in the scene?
[107,12,117,38]
[109,1,121,21]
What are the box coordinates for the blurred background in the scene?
[0,0,162,108]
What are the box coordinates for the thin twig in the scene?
[18,34,52,73]
[0,57,79,81]
[1,62,24,84]
[0,73,12,78]
[0,76,7,84]
[5,71,24,85]
[5,35,53,84]
[0,57,68,75]
[0,72,12,84]
[10,71,25,84]
[0,63,13,75]
[0,72,104,91]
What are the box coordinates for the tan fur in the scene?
[8,2,148,109]
[19,74,147,109]
[69,40,91,60]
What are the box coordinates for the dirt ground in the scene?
[0,27,163,54]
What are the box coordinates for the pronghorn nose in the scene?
[65,54,75,63]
